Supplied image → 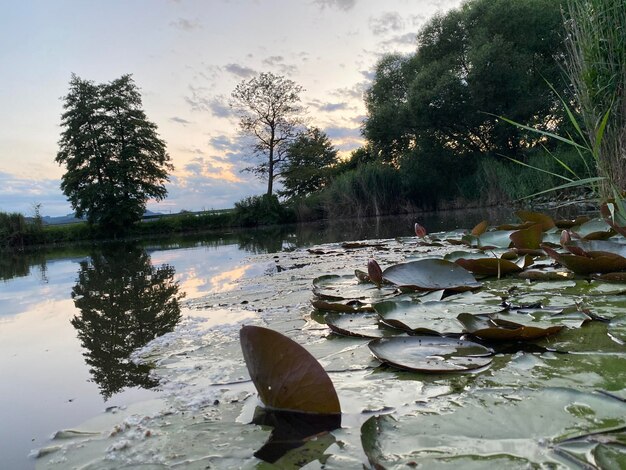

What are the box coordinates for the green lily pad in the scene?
[312,274,396,301]
[240,325,341,414]
[373,300,465,335]
[325,312,401,338]
[374,300,502,335]
[382,259,480,292]
[361,387,626,468]
[311,298,374,313]
[572,217,615,240]
[457,312,564,341]
[477,230,515,249]
[368,336,493,373]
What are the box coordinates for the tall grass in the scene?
[564,0,626,194]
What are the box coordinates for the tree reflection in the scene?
[71,244,184,400]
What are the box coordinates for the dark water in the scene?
[0,208,525,468]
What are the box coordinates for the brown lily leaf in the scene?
[455,257,522,276]
[510,223,543,250]
[471,220,489,237]
[311,299,374,313]
[457,313,563,341]
[542,245,626,274]
[516,210,555,231]
[240,325,341,414]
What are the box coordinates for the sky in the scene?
[1,0,464,217]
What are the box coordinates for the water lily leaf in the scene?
[457,312,563,340]
[354,269,370,282]
[509,223,543,250]
[311,299,374,313]
[455,257,522,276]
[312,274,396,301]
[594,272,626,283]
[566,239,626,258]
[471,220,488,236]
[477,230,514,249]
[543,245,626,274]
[373,300,466,335]
[361,387,626,468]
[518,269,575,281]
[572,217,615,240]
[240,325,341,414]
[516,210,555,231]
[382,259,480,292]
[325,312,401,338]
[368,336,493,373]
[555,215,591,229]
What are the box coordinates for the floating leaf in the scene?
[311,298,374,313]
[516,209,555,231]
[572,218,615,240]
[593,272,626,283]
[476,230,514,249]
[312,274,396,301]
[455,257,522,276]
[354,269,370,282]
[368,336,493,373]
[361,388,626,468]
[518,269,574,281]
[382,259,480,292]
[240,325,341,414]
[510,223,543,250]
[565,239,626,258]
[543,245,626,274]
[471,220,488,236]
[374,300,465,335]
[457,312,563,340]
[325,312,401,338]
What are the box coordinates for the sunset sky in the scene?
[1,0,463,216]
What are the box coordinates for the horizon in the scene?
[1,0,463,217]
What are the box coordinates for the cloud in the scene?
[332,80,371,101]
[323,125,363,151]
[0,172,71,216]
[380,32,417,49]
[185,86,235,119]
[312,0,356,11]
[309,100,351,112]
[170,17,201,31]
[224,63,257,78]
[170,116,191,125]
[262,56,298,76]
[209,135,234,150]
[369,12,405,36]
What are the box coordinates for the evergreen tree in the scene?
[56,74,172,232]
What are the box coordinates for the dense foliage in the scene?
[280,127,338,199]
[56,75,172,233]
[292,0,586,219]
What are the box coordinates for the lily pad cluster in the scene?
[312,210,624,373]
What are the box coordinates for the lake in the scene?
[2,208,624,469]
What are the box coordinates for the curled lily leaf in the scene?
[368,259,384,287]
[560,230,571,247]
[414,223,427,238]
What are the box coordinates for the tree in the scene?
[56,74,172,232]
[364,0,568,162]
[230,72,305,196]
[281,127,338,199]
[71,244,183,399]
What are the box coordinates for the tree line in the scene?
[48,0,619,237]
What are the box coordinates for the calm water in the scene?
[0,209,522,468]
